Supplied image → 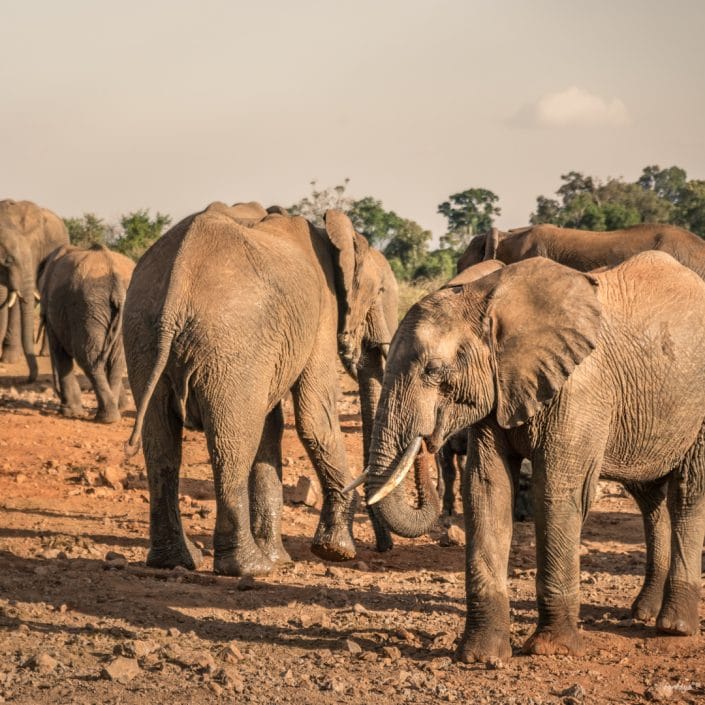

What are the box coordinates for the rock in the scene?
[215,664,245,693]
[124,640,158,659]
[237,576,262,591]
[167,627,181,638]
[439,523,465,547]
[325,566,345,579]
[396,628,416,642]
[15,473,27,484]
[283,668,296,686]
[382,645,401,661]
[353,560,369,571]
[289,476,319,506]
[555,684,585,704]
[344,639,362,654]
[219,643,243,663]
[100,466,126,491]
[101,656,140,684]
[26,652,59,673]
[104,552,128,570]
[645,681,674,701]
[183,650,216,673]
[79,469,99,487]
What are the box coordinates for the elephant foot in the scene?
[214,548,274,577]
[456,629,512,665]
[61,405,86,419]
[147,536,203,571]
[368,508,394,553]
[0,349,21,364]
[311,523,356,562]
[656,582,700,636]
[373,531,394,553]
[95,409,121,424]
[522,625,584,657]
[631,584,665,622]
[255,537,292,566]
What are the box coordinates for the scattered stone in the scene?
[289,476,319,506]
[214,664,245,693]
[101,656,140,684]
[554,683,585,704]
[237,576,262,591]
[79,469,99,487]
[167,627,181,638]
[100,466,126,490]
[124,640,158,659]
[439,523,465,547]
[15,472,27,484]
[396,628,416,642]
[344,639,362,654]
[282,668,296,686]
[353,560,369,571]
[104,551,128,570]
[645,681,674,701]
[352,603,368,615]
[382,645,401,661]
[26,652,59,674]
[219,643,244,663]
[325,566,345,579]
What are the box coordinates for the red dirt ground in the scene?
[0,356,703,704]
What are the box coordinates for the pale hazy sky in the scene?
[2,1,704,241]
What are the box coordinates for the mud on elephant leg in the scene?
[47,329,84,419]
[144,385,203,570]
[249,404,292,565]
[457,424,519,665]
[292,368,356,563]
[623,479,670,621]
[657,438,705,636]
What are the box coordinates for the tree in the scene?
[437,188,501,254]
[637,165,687,204]
[64,213,113,248]
[113,209,171,261]
[289,179,353,226]
[675,180,705,237]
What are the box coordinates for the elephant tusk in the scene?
[341,467,369,494]
[379,343,390,359]
[6,291,17,309]
[34,291,41,302]
[367,436,422,506]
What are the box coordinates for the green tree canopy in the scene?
[113,209,171,261]
[437,188,501,254]
[64,213,113,248]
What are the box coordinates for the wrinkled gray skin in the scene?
[39,245,134,423]
[0,200,69,382]
[366,253,705,663]
[231,203,399,552]
[124,202,395,576]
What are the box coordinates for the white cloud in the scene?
[511,86,631,128]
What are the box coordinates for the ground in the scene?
[0,356,703,705]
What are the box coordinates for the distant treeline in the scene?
[66,165,705,282]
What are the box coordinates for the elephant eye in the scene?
[423,359,445,380]
[4,255,13,267]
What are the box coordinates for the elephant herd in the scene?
[1,197,704,665]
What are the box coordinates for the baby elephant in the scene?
[40,245,134,422]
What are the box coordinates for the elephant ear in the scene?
[229,201,268,226]
[484,257,602,428]
[324,209,368,302]
[443,259,504,288]
[483,228,501,260]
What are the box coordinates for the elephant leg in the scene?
[623,479,670,621]
[85,364,121,423]
[523,442,603,657]
[457,422,520,664]
[1,303,22,364]
[144,381,202,570]
[107,357,127,411]
[204,401,274,578]
[249,403,291,565]
[47,329,84,418]
[292,361,356,563]
[657,433,705,636]
[436,443,458,517]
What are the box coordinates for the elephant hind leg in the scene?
[657,428,705,636]
[623,479,670,621]
[200,389,274,577]
[143,380,202,571]
[84,364,121,424]
[46,327,84,418]
[250,403,291,565]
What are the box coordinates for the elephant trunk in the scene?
[19,291,37,382]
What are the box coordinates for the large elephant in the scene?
[457,221,705,275]
[0,200,70,382]
[39,244,134,423]
[123,203,395,576]
[227,201,399,551]
[363,253,705,662]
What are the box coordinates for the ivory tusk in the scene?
[367,436,422,506]
[379,343,389,359]
[34,291,41,302]
[7,291,17,309]
[341,467,369,494]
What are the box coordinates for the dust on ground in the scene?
[0,356,703,704]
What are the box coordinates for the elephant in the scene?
[362,252,705,663]
[457,221,705,276]
[39,244,135,423]
[0,199,70,382]
[227,201,399,552]
[123,202,396,577]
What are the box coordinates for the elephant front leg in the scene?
[292,364,356,563]
[522,449,602,657]
[249,404,292,565]
[1,303,22,364]
[47,329,84,418]
[623,479,670,621]
[458,423,519,665]
[143,386,202,570]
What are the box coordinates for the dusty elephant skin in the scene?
[0,199,70,382]
[124,203,394,577]
[366,252,705,664]
[39,244,134,423]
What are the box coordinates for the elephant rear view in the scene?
[123,203,390,577]
[0,199,70,381]
[40,245,135,422]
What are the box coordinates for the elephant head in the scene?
[363,257,602,538]
[0,200,69,381]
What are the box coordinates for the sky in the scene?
[1,0,704,242]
